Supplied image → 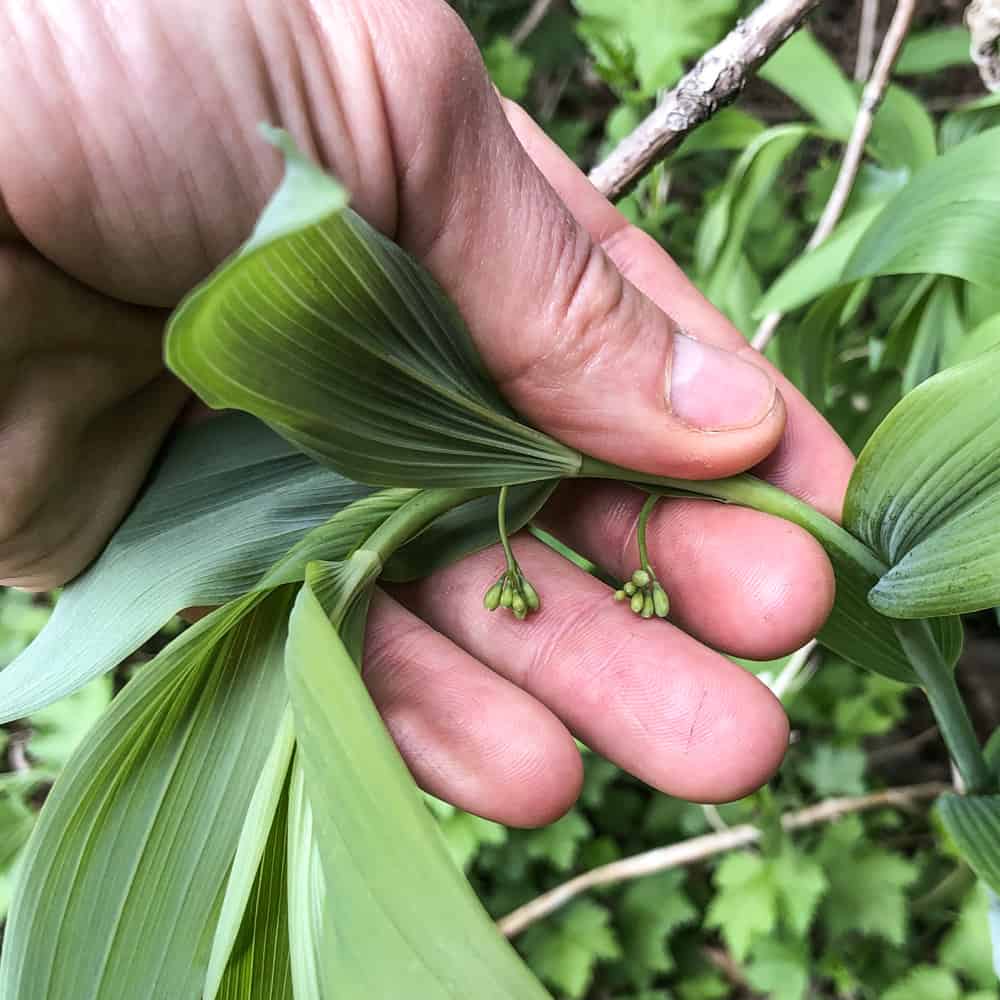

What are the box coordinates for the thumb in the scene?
[363,1,784,480]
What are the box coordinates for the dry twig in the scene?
[968,0,1000,92]
[751,0,918,352]
[498,781,948,937]
[855,0,881,81]
[512,0,556,47]
[589,0,825,201]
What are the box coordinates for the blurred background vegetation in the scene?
[4,1,1000,996]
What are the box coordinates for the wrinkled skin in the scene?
[0,0,855,824]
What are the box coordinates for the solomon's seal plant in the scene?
[2,127,1000,998]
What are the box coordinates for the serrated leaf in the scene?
[524,810,592,871]
[940,883,999,989]
[431,801,508,871]
[166,130,581,490]
[800,743,867,797]
[937,795,1000,895]
[705,852,778,961]
[286,578,550,998]
[0,414,368,723]
[0,588,293,999]
[27,677,113,772]
[882,966,961,1000]
[483,37,534,100]
[744,939,810,1000]
[618,870,697,985]
[520,899,621,999]
[816,819,919,944]
[845,350,1000,617]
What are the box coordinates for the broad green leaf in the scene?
[744,940,810,1000]
[285,760,325,1000]
[0,414,367,723]
[205,711,295,1000]
[897,26,972,76]
[754,205,884,316]
[285,578,551,998]
[843,128,1000,288]
[0,779,36,919]
[845,350,1000,617]
[776,287,851,408]
[671,109,766,161]
[166,130,581,490]
[382,480,558,582]
[759,29,857,140]
[868,85,937,173]
[215,776,293,1000]
[940,93,1000,151]
[943,313,1000,368]
[883,967,961,1000]
[0,589,293,1000]
[937,794,1000,895]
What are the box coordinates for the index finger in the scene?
[502,100,856,522]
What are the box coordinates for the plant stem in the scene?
[363,488,490,565]
[496,485,518,571]
[577,456,887,578]
[893,618,995,794]
[636,493,658,573]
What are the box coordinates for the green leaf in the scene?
[427,797,508,871]
[868,85,937,173]
[215,773,293,1000]
[943,313,1000,369]
[744,939,810,1000]
[166,130,581,490]
[845,350,1000,617]
[520,899,621,999]
[937,795,1000,895]
[705,852,778,961]
[816,817,919,944]
[0,780,36,919]
[285,578,551,998]
[523,810,592,871]
[204,711,295,999]
[799,743,867,797]
[484,36,534,100]
[0,588,293,999]
[617,870,697,985]
[897,26,972,75]
[27,676,113,772]
[0,414,367,723]
[940,883,1000,990]
[843,128,1000,289]
[940,94,1000,151]
[882,966,962,1000]
[671,109,766,161]
[759,29,857,140]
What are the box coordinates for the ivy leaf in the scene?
[816,818,920,944]
[882,966,962,1000]
[744,939,810,1000]
[617,870,697,986]
[799,743,868,797]
[524,810,592,871]
[521,899,621,999]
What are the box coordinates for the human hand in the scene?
[0,0,855,823]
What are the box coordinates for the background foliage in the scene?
[4,1,1000,996]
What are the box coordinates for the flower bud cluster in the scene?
[484,568,541,620]
[614,568,669,619]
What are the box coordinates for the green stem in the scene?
[496,485,519,572]
[363,487,490,565]
[578,454,994,793]
[893,618,994,794]
[636,494,658,573]
[578,456,887,579]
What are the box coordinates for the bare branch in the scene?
[589,0,825,201]
[512,0,556,47]
[498,781,948,938]
[967,0,1000,92]
[855,0,881,81]
[751,0,917,352]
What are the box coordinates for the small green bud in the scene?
[630,592,645,614]
[641,594,654,619]
[500,578,513,608]
[614,589,626,602]
[513,602,528,620]
[521,579,540,611]
[624,581,637,596]
[631,568,651,588]
[511,593,527,616]
[484,581,503,611]
[652,583,669,618]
